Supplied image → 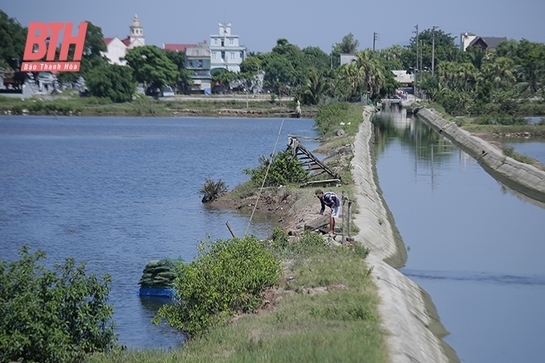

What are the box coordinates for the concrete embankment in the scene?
[352,107,458,363]
[416,108,545,203]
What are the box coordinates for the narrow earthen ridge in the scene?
[352,106,458,363]
[417,108,545,203]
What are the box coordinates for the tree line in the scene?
[1,10,544,114]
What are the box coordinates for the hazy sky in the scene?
[2,0,544,53]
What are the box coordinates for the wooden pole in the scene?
[226,221,237,238]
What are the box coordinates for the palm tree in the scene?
[481,57,516,89]
[353,50,385,98]
[299,69,328,105]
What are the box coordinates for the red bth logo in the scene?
[21,22,88,72]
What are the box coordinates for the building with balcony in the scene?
[186,41,212,94]
[209,23,246,73]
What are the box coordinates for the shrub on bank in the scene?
[198,177,228,203]
[314,102,363,137]
[154,236,280,337]
[243,149,309,187]
[0,246,118,363]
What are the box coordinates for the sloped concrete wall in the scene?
[417,108,545,203]
[352,107,458,363]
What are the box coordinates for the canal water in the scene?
[374,110,545,363]
[0,115,319,349]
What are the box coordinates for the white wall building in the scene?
[102,14,146,65]
[460,32,477,51]
[209,23,246,73]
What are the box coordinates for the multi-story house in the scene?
[209,23,247,73]
[185,41,212,94]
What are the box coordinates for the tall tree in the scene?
[302,46,330,71]
[354,49,386,98]
[85,63,136,102]
[404,28,460,72]
[334,33,360,54]
[58,21,108,84]
[261,53,296,94]
[297,69,328,105]
[164,49,192,94]
[125,45,178,91]
[0,11,26,70]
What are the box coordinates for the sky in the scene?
[2,0,545,54]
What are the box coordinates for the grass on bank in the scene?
[88,231,387,363]
[0,92,316,117]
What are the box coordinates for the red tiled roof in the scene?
[103,37,114,45]
[163,43,197,52]
[121,37,131,46]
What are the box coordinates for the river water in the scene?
[374,110,545,363]
[3,113,544,360]
[0,115,319,349]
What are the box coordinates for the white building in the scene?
[102,14,146,65]
[460,32,477,51]
[209,23,246,73]
[340,54,356,66]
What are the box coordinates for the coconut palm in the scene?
[353,50,385,98]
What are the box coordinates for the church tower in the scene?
[129,14,145,48]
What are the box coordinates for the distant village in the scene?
[0,14,506,98]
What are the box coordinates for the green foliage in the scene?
[0,246,118,363]
[271,230,327,258]
[314,102,353,136]
[271,227,289,250]
[405,28,461,71]
[0,10,27,70]
[297,68,328,105]
[334,33,360,54]
[164,49,191,94]
[474,110,529,125]
[243,149,309,187]
[503,145,537,165]
[125,45,179,90]
[198,177,228,203]
[154,236,280,337]
[83,63,137,103]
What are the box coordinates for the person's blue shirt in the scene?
[320,192,340,214]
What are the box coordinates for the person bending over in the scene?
[315,189,340,236]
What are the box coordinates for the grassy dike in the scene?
[87,103,390,362]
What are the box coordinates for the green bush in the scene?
[314,102,351,136]
[154,236,280,338]
[243,149,309,187]
[198,177,228,203]
[0,246,118,363]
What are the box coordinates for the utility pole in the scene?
[330,44,333,69]
[414,25,419,95]
[420,40,423,83]
[432,26,438,77]
[373,32,379,51]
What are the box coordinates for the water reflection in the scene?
[403,269,545,286]
[374,109,545,363]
